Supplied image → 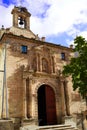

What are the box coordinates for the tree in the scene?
[63,36,87,104]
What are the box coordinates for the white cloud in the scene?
[0,0,87,43]
[0,5,13,28]
[29,0,87,37]
[66,30,87,46]
[78,30,87,40]
[66,27,87,46]
[66,39,74,46]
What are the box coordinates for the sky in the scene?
[0,0,87,47]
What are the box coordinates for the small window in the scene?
[86,115,87,120]
[21,45,27,54]
[61,52,65,60]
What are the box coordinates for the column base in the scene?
[21,118,38,126]
[65,116,77,128]
[0,119,14,130]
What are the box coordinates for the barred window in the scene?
[61,52,65,60]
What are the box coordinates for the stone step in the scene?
[38,124,76,130]
[20,124,78,130]
[39,127,74,130]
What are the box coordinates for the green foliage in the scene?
[63,36,87,96]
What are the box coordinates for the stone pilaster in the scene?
[64,79,70,116]
[38,54,40,72]
[26,17,30,30]
[13,13,18,27]
[28,75,33,118]
[60,79,66,117]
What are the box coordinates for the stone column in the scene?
[36,54,39,72]
[36,53,41,72]
[51,56,55,73]
[38,54,41,72]
[22,78,27,118]
[28,75,33,118]
[60,79,66,123]
[64,80,70,116]
[40,55,42,72]
[64,80,75,128]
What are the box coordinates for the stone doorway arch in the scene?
[37,84,57,126]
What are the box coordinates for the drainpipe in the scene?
[1,42,8,119]
[0,69,4,118]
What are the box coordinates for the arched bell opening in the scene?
[18,16,26,29]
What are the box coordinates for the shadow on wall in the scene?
[7,65,24,118]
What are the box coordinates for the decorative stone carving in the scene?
[42,58,49,73]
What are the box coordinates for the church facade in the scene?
[0,6,86,127]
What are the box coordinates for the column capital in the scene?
[65,78,69,83]
[59,76,65,82]
[29,75,33,80]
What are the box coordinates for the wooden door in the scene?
[38,85,57,126]
[45,86,57,125]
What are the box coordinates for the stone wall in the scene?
[0,33,86,126]
[0,120,14,130]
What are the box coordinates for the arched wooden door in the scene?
[38,85,57,126]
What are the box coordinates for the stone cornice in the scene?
[23,70,58,79]
[0,33,73,52]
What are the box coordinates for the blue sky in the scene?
[0,0,87,47]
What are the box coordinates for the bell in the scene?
[19,17,24,25]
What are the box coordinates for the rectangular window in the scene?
[86,115,87,120]
[21,45,27,54]
[61,52,65,60]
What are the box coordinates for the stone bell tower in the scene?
[11,6,31,30]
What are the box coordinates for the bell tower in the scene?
[11,6,31,30]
